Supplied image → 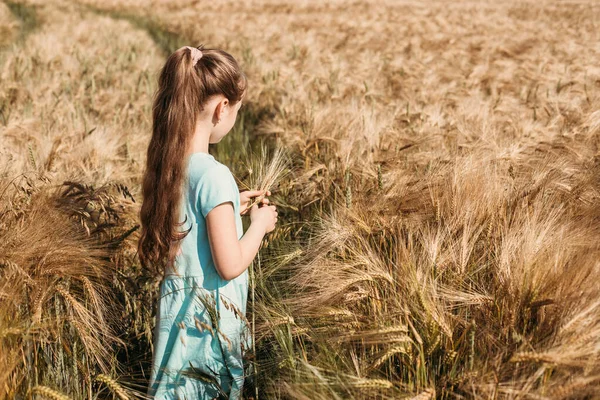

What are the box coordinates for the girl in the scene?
[137,45,278,399]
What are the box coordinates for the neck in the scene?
[188,119,212,155]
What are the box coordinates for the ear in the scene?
[212,98,230,125]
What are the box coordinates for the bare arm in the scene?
[206,201,265,281]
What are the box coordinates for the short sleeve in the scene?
[197,165,236,218]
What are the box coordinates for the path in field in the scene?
[0,0,165,188]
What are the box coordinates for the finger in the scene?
[245,189,265,197]
[261,198,270,204]
[242,190,264,197]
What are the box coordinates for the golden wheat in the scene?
[2,0,600,397]
[28,386,71,400]
[94,374,130,400]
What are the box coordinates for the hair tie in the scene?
[184,46,203,66]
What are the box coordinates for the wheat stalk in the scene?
[241,144,289,210]
[28,386,71,400]
[194,316,215,336]
[370,344,409,369]
[348,377,393,389]
[80,275,106,326]
[509,351,558,364]
[94,374,129,400]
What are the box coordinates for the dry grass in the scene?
[1,0,599,398]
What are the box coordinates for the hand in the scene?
[250,203,278,234]
[240,189,271,216]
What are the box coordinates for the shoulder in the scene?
[190,161,238,219]
[188,157,232,183]
[189,161,237,203]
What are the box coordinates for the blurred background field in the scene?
[1,0,599,398]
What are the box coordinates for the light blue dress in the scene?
[148,152,251,399]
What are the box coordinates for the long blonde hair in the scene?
[137,45,247,276]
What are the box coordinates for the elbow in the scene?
[214,249,243,281]
[215,265,234,281]
[215,264,240,281]
[213,242,244,281]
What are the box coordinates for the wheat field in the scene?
[1,0,599,398]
